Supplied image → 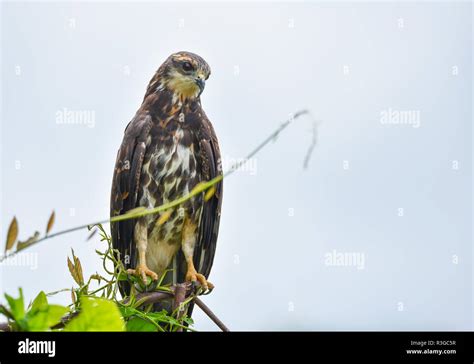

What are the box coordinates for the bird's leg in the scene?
[127,218,158,283]
[182,219,214,292]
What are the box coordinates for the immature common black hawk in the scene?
[110,52,223,303]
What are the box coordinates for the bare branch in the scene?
[194,297,229,332]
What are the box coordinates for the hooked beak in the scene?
[195,78,205,94]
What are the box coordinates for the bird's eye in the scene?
[182,62,193,72]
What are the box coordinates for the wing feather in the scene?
[110,113,152,295]
[195,128,223,278]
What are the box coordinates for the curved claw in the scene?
[127,264,158,284]
[186,271,214,295]
[201,285,214,295]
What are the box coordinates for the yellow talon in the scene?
[185,268,214,292]
[127,264,158,283]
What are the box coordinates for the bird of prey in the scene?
[110,51,222,300]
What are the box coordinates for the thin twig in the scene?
[194,297,229,332]
[0,322,11,332]
[303,117,319,169]
[172,283,187,332]
[125,290,173,306]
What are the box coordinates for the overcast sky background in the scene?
[0,1,472,331]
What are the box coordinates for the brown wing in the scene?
[110,113,153,295]
[194,119,223,279]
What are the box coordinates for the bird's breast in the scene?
[138,124,202,252]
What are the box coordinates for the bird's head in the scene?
[154,51,211,101]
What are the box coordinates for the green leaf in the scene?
[64,297,124,332]
[29,291,48,311]
[119,305,136,319]
[0,305,13,320]
[4,288,25,321]
[24,291,68,331]
[126,317,157,332]
[182,315,194,326]
[26,305,68,331]
[117,272,129,281]
[28,304,67,331]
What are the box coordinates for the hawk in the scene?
[110,52,223,302]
